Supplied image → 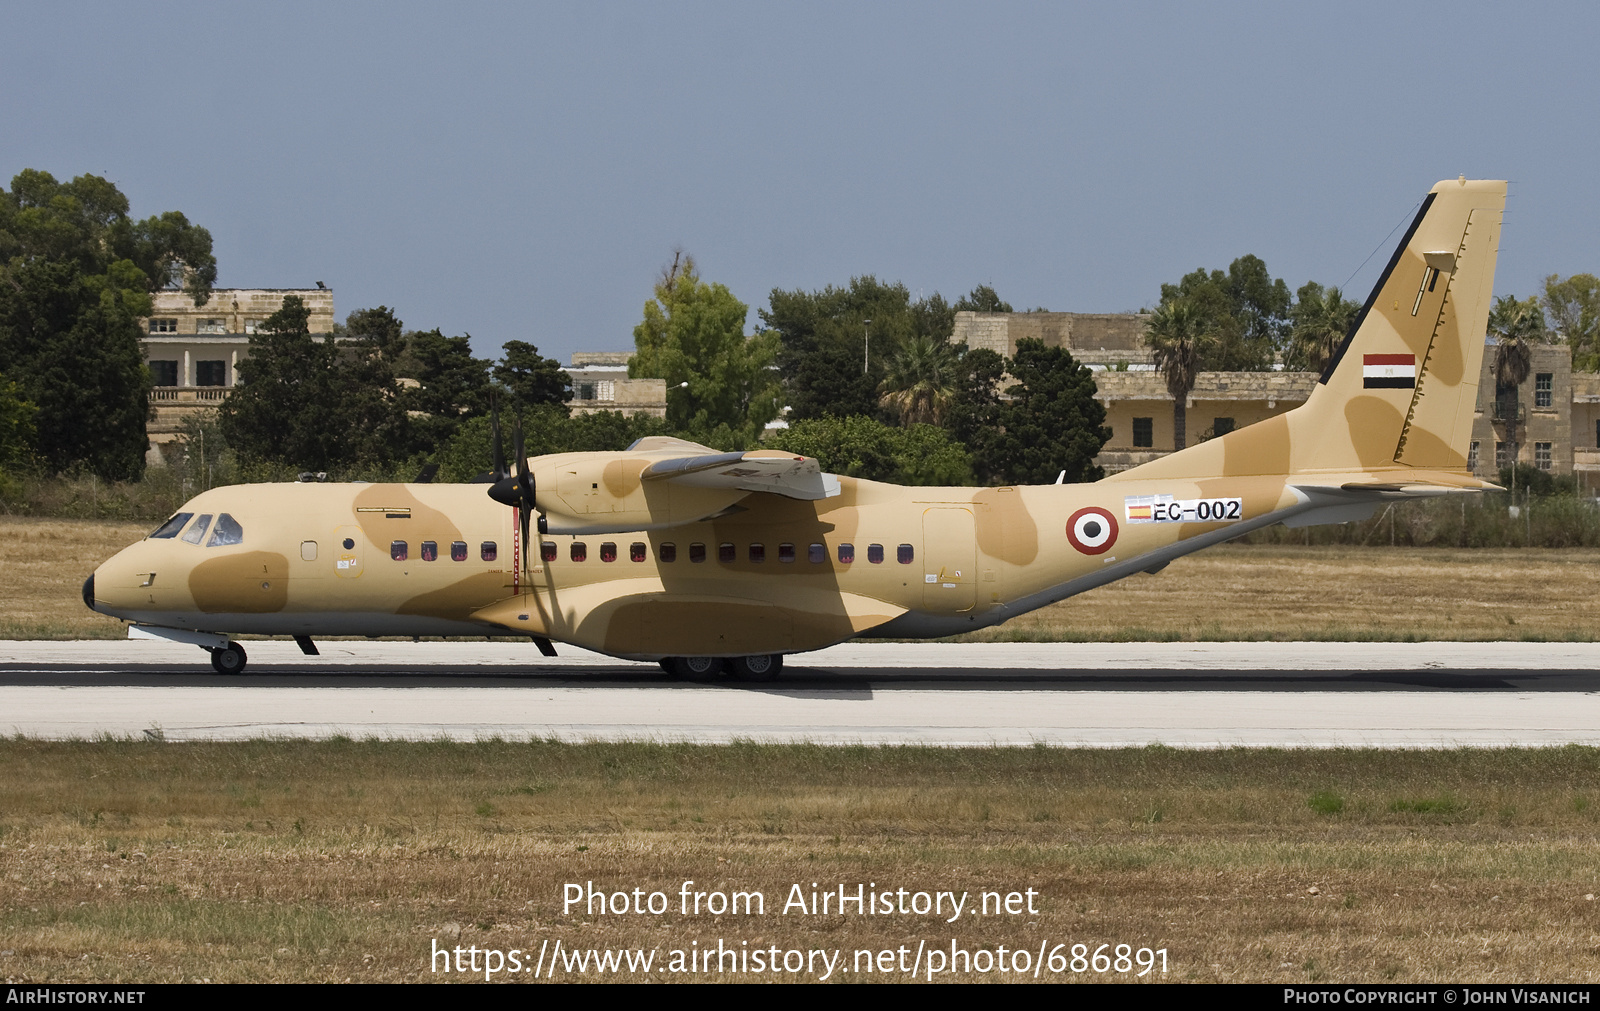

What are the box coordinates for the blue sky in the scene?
[6,2,1597,364]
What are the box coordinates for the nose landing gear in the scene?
[210,641,248,675]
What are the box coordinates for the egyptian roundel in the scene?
[1066,506,1118,555]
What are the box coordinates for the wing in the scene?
[642,449,840,501]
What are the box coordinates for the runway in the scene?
[3,639,1600,746]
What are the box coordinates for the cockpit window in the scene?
[149,513,192,539]
[206,513,244,547]
[180,514,213,545]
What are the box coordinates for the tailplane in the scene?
[1111,178,1506,487]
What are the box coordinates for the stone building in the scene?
[952,310,1600,481]
[141,288,334,467]
[564,352,668,418]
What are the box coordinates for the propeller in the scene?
[486,409,539,585]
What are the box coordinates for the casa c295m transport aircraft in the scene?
[86,178,1507,679]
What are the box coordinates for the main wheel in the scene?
[729,654,782,681]
[670,656,724,678]
[210,641,248,674]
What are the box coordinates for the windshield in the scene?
[206,513,244,547]
[149,513,192,539]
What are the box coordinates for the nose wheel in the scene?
[210,641,248,675]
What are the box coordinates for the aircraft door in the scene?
[332,524,364,579]
[922,507,976,612]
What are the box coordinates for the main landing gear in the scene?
[209,641,248,674]
[660,654,784,681]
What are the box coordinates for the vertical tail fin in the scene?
[1111,178,1505,483]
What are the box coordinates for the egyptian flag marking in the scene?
[1363,353,1416,389]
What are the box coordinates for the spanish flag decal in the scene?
[1363,353,1416,389]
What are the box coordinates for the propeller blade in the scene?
[514,415,534,577]
[490,395,507,480]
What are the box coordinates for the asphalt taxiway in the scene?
[2,639,1598,746]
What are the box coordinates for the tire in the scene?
[671,656,724,678]
[210,642,248,675]
[729,654,782,681]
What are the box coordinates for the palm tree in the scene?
[877,336,961,426]
[1289,283,1358,373]
[1144,300,1210,450]
[1488,295,1546,474]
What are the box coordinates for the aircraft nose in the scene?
[82,573,97,613]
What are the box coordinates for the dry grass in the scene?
[11,517,1600,642]
[956,544,1600,642]
[2,741,1600,983]
[0,518,149,639]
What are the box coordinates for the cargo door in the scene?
[922,507,975,612]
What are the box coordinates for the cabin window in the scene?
[630,542,647,562]
[571,542,587,562]
[343,537,356,550]
[482,541,498,561]
[837,542,854,564]
[689,542,706,563]
[600,542,618,562]
[180,513,213,544]
[149,513,192,539]
[207,513,244,547]
[748,543,765,563]
[540,542,556,562]
[451,541,467,561]
[300,540,317,561]
[809,543,825,564]
[898,543,914,564]
[867,544,884,564]
[719,542,735,563]
[420,540,438,562]
[391,540,408,561]
[779,543,795,563]
[659,542,677,563]
[1133,417,1153,448]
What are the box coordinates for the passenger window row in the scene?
[391,541,497,562]
[537,541,915,565]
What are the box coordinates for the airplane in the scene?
[85,177,1507,679]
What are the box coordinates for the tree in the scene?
[767,415,973,485]
[1144,300,1210,451]
[763,276,962,421]
[219,297,410,474]
[0,170,218,479]
[630,253,780,443]
[988,339,1109,484]
[438,405,672,482]
[1488,294,1548,471]
[0,374,36,477]
[1542,273,1600,371]
[0,257,151,479]
[0,170,216,304]
[398,328,493,449]
[1288,281,1359,373]
[943,347,1007,482]
[495,340,571,412]
[1157,255,1287,371]
[877,336,962,426]
[954,285,1013,313]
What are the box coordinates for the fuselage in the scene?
[88,469,1312,660]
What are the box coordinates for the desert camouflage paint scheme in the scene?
[88,179,1506,667]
